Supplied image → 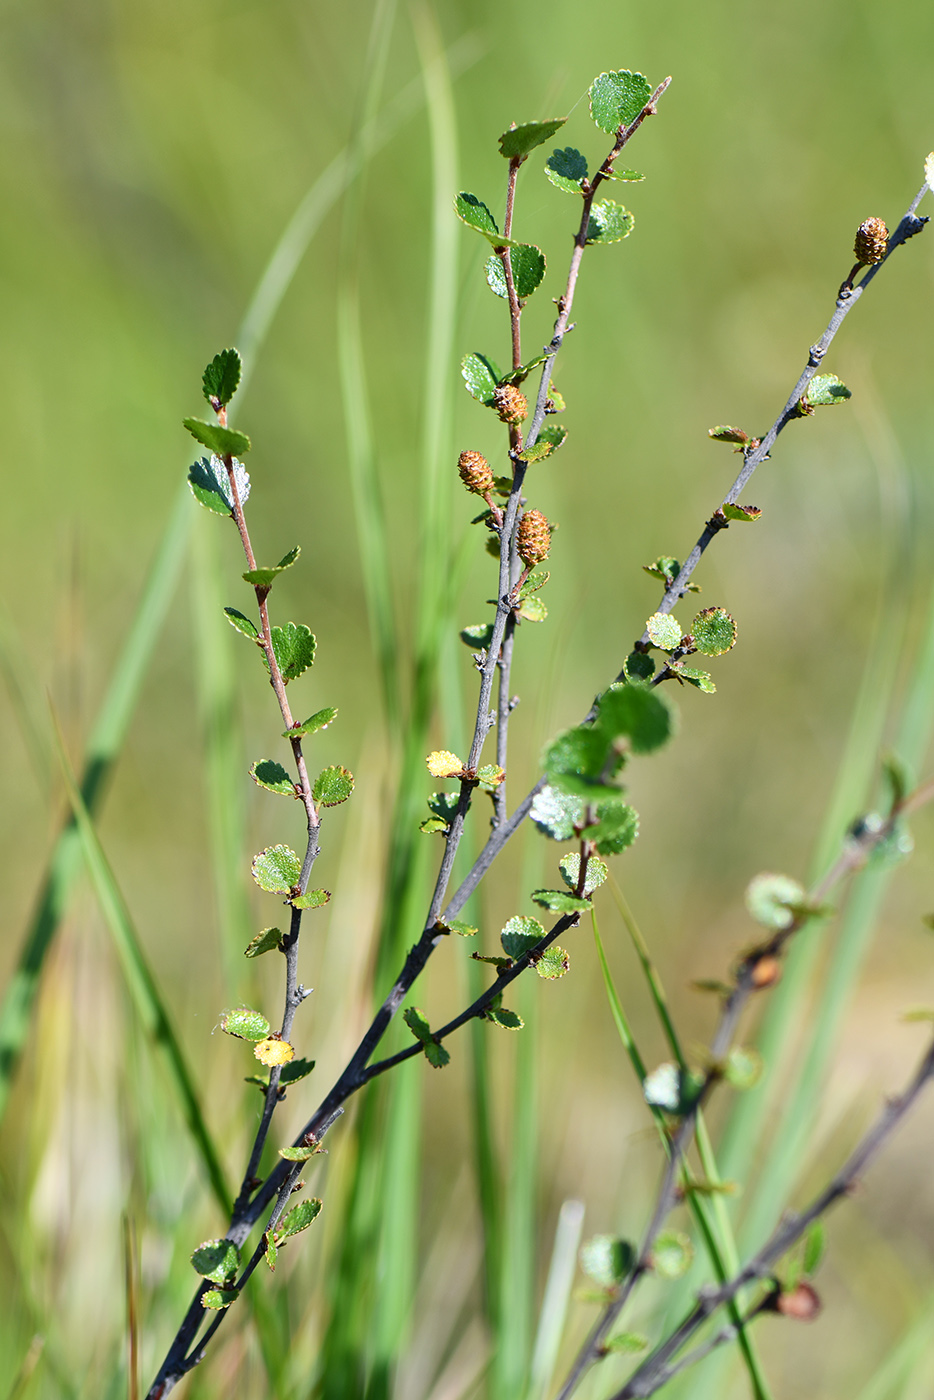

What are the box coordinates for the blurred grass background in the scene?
[2,0,934,1396]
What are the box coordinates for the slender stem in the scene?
[631,188,929,650]
[554,781,933,1400]
[611,1035,934,1399]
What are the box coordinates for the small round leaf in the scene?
[191,1239,240,1283]
[691,607,736,656]
[745,872,805,930]
[313,765,354,807]
[252,845,302,893]
[646,612,682,651]
[220,1006,271,1041]
[652,1230,693,1280]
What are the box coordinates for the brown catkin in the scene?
[457,450,493,495]
[854,217,888,266]
[517,509,551,567]
[492,383,528,425]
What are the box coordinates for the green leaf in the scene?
[453,192,516,247]
[805,373,851,407]
[535,945,570,979]
[882,752,911,807]
[605,1333,648,1354]
[279,1144,318,1161]
[589,70,652,133]
[580,803,640,855]
[745,872,805,930]
[252,844,302,893]
[202,1288,239,1310]
[250,759,295,796]
[279,1057,315,1085]
[671,664,716,693]
[460,622,496,650]
[244,926,283,959]
[485,244,546,300]
[605,168,645,182]
[501,914,547,959]
[476,763,505,790]
[530,889,591,914]
[499,118,566,158]
[183,417,251,457]
[403,1007,450,1067]
[537,423,568,452]
[580,1234,635,1287]
[623,650,655,682]
[559,853,608,895]
[518,569,550,598]
[515,439,555,465]
[646,611,682,650]
[440,918,478,937]
[265,1234,278,1271]
[597,685,676,755]
[691,607,736,656]
[652,1230,694,1280]
[708,425,749,444]
[585,201,635,245]
[506,351,550,384]
[642,555,700,592]
[189,455,251,516]
[461,352,501,404]
[722,502,762,522]
[518,595,547,621]
[291,888,331,910]
[224,606,259,640]
[220,1006,271,1041]
[313,765,354,807]
[202,348,242,407]
[485,1006,524,1029]
[724,1045,763,1090]
[530,785,585,840]
[243,546,301,590]
[643,1061,704,1115]
[275,1198,323,1241]
[545,146,588,193]
[543,725,625,800]
[270,622,316,682]
[427,791,461,821]
[191,1238,240,1283]
[419,816,449,835]
[285,706,338,739]
[803,1222,825,1276]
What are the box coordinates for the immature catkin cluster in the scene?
[493,383,528,425]
[517,509,551,567]
[458,449,493,496]
[854,217,888,266]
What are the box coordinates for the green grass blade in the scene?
[525,1199,585,1400]
[51,713,231,1216]
[737,573,934,1256]
[591,909,772,1400]
[0,482,192,1125]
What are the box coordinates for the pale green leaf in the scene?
[646,612,682,650]
[252,844,302,893]
[585,201,634,245]
[189,455,251,516]
[244,926,283,959]
[183,417,251,457]
[250,759,295,796]
[589,70,652,133]
[220,1006,271,1041]
[312,765,353,807]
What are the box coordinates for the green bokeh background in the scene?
[3,0,934,1396]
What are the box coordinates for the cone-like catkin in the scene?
[493,383,528,425]
[458,450,493,495]
[517,509,550,567]
[854,217,888,266]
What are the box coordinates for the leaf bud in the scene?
[775,1281,822,1322]
[517,509,551,567]
[750,955,782,989]
[458,449,494,495]
[493,383,528,424]
[854,217,888,266]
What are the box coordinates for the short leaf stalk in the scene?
[145,66,934,1400]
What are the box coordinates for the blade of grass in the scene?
[852,1295,934,1400]
[737,571,934,1257]
[591,908,772,1400]
[525,1199,585,1400]
[51,710,230,1215]
[0,482,192,1125]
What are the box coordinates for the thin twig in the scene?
[611,1034,934,1399]
[553,779,931,1400]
